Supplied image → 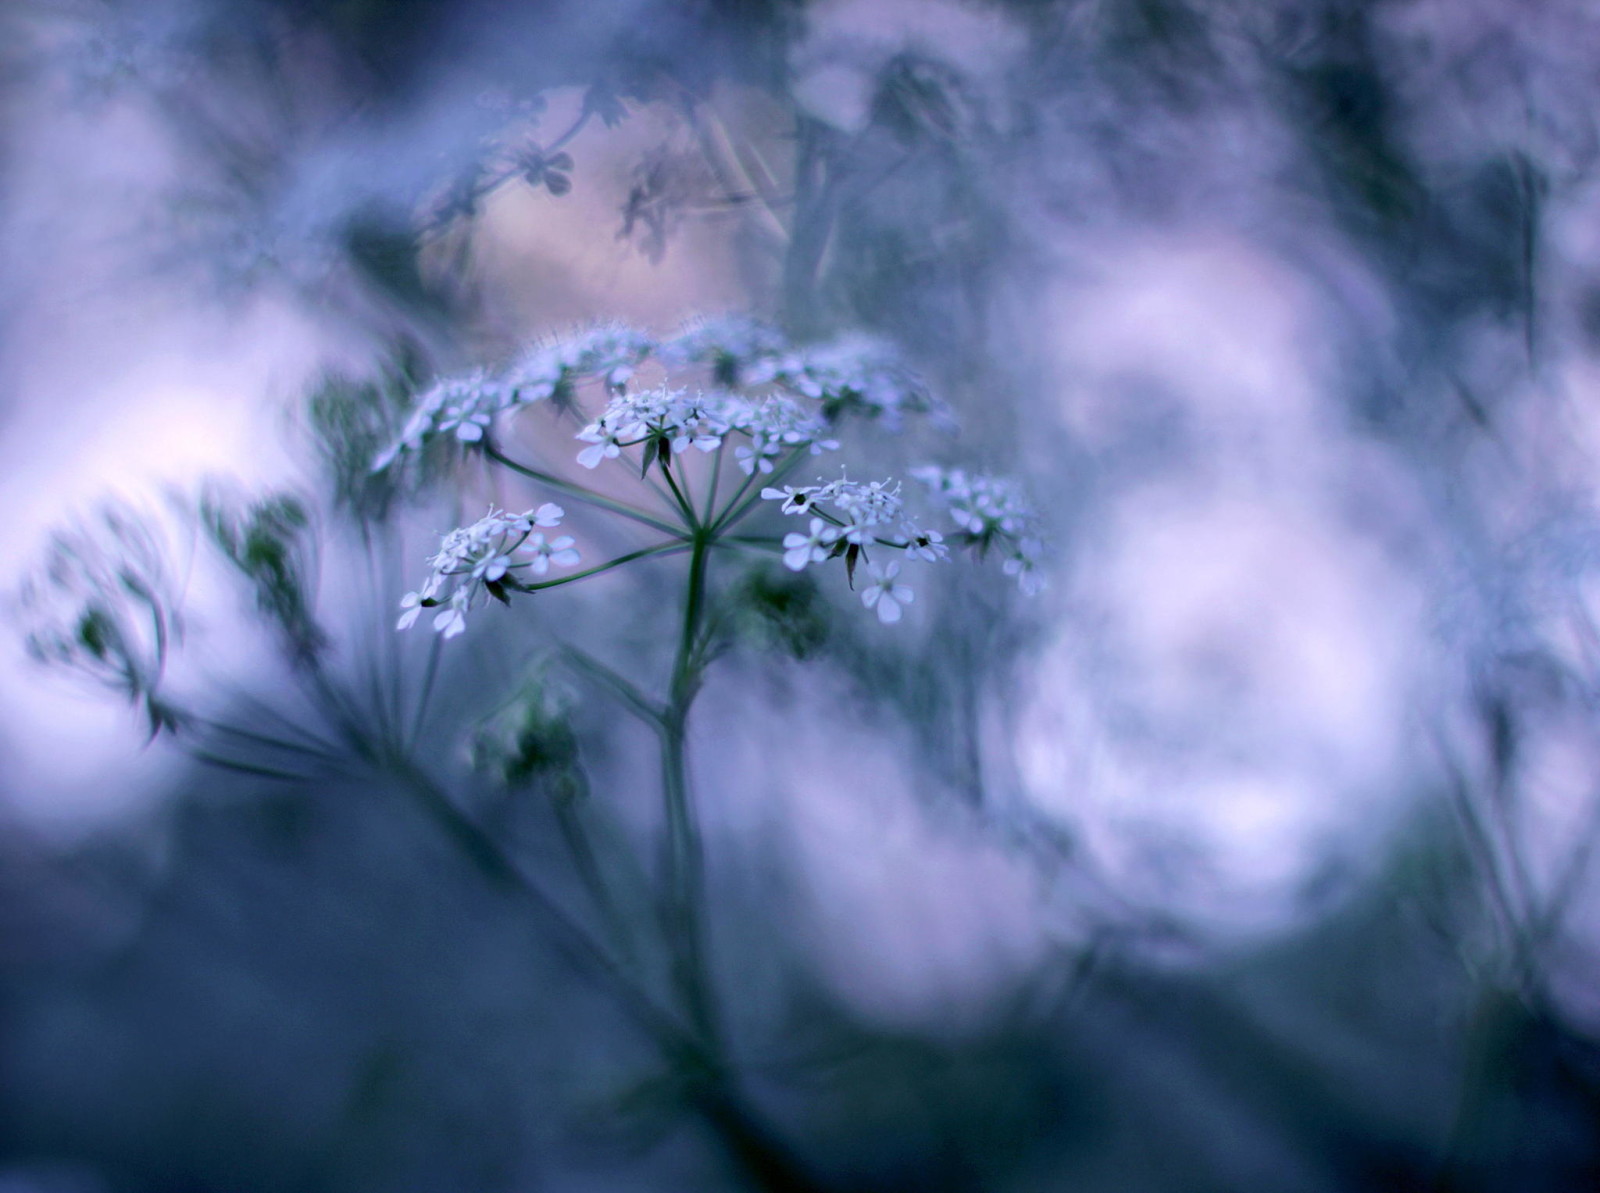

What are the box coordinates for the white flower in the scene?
[396,591,424,629]
[522,533,581,575]
[532,502,564,527]
[782,518,837,571]
[438,403,492,442]
[860,563,913,624]
[762,485,820,515]
[576,420,626,469]
[901,529,947,562]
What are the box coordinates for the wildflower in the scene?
[524,533,581,575]
[761,484,819,515]
[396,590,426,629]
[911,464,1042,589]
[782,518,837,571]
[576,420,627,469]
[860,563,914,624]
[433,595,467,639]
[900,529,947,562]
[399,505,581,636]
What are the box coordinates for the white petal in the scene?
[876,594,902,623]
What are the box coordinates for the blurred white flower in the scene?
[861,563,914,624]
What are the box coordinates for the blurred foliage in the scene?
[18,503,184,738]
[196,485,327,669]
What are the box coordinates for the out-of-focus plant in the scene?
[20,503,184,738]
[15,316,1040,1191]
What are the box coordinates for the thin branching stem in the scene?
[661,459,700,530]
[560,644,666,726]
[517,541,691,592]
[711,449,811,536]
[407,631,445,751]
[484,441,686,537]
[702,441,726,526]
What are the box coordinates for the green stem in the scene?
[484,442,685,537]
[701,442,726,526]
[661,458,700,530]
[407,631,444,751]
[661,530,720,1048]
[516,542,691,592]
[560,644,666,726]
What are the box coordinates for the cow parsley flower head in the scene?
[374,325,660,471]
[728,395,839,475]
[399,503,578,635]
[745,333,946,428]
[574,387,839,474]
[760,472,943,614]
[372,370,513,470]
[764,475,928,544]
[660,315,788,386]
[912,465,1043,591]
[505,323,657,402]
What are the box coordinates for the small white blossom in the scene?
[782,518,837,571]
[576,421,627,469]
[900,529,947,562]
[860,563,913,624]
[524,533,581,575]
[574,387,838,475]
[396,591,425,630]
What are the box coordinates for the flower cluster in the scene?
[663,319,944,428]
[576,386,839,475]
[399,503,579,637]
[506,323,656,403]
[657,315,787,386]
[371,319,948,473]
[373,370,517,470]
[912,466,1044,593]
[745,333,939,427]
[372,327,656,471]
[762,475,948,622]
